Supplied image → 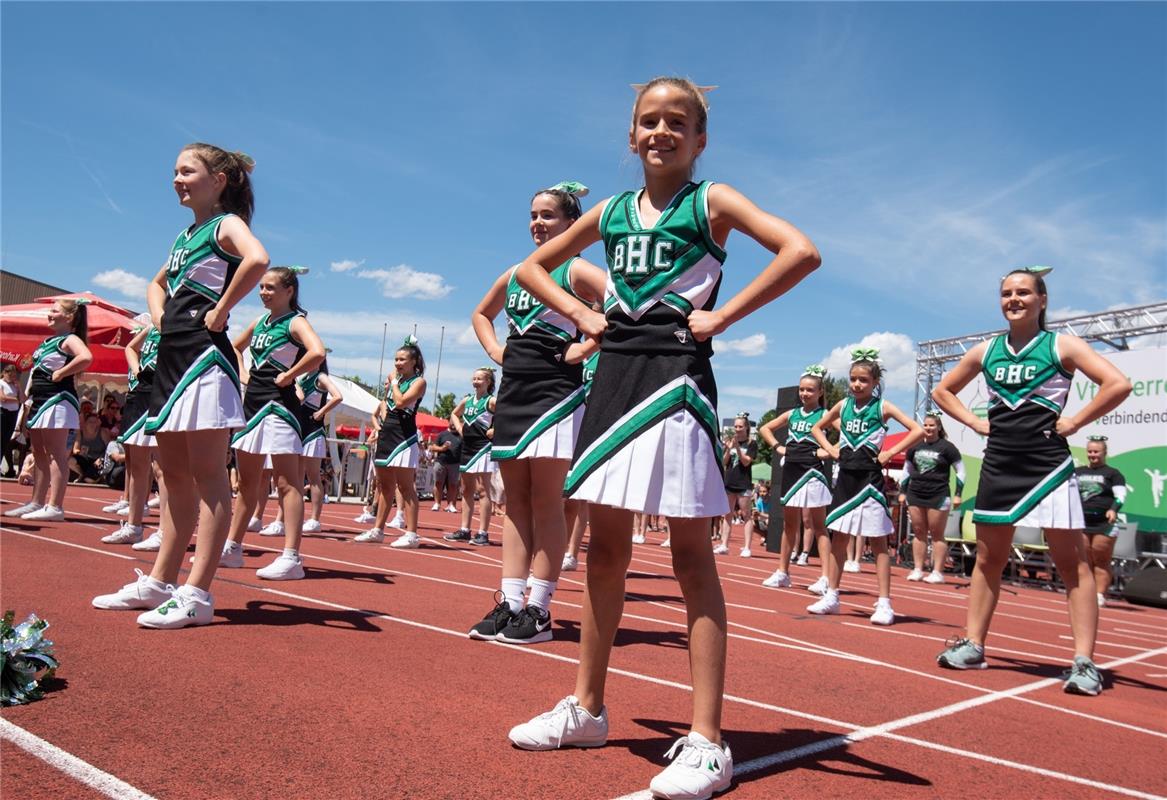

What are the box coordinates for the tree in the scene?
[432,392,456,419]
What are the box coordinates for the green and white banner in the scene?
[948,345,1166,532]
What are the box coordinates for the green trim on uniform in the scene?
[493,384,587,460]
[231,401,302,444]
[144,346,240,434]
[972,456,1076,525]
[825,484,890,526]
[460,444,492,473]
[117,411,150,444]
[302,427,326,445]
[564,378,719,495]
[780,469,830,505]
[28,392,80,427]
[982,331,1071,409]
[374,434,418,467]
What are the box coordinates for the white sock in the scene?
[527,578,556,613]
[283,548,299,559]
[225,540,241,552]
[406,530,417,537]
[145,576,167,591]
[501,578,526,613]
[182,584,211,602]
[826,588,839,600]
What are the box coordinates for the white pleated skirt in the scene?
[233,415,303,456]
[1014,476,1085,530]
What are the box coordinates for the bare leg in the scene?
[227,450,265,546]
[124,444,154,527]
[272,452,305,552]
[304,457,323,522]
[460,473,476,531]
[909,505,929,569]
[500,460,533,579]
[870,536,891,597]
[965,525,1014,646]
[529,458,570,582]
[1046,529,1098,659]
[28,431,52,506]
[1085,532,1116,598]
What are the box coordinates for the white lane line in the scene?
[0,528,137,560]
[0,718,160,800]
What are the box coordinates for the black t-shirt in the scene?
[724,438,757,493]
[1075,465,1126,521]
[435,430,462,465]
[904,439,962,499]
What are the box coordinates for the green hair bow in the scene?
[286,265,310,275]
[1086,434,1108,442]
[801,364,827,379]
[548,181,589,198]
[851,347,880,363]
[402,334,418,347]
[925,409,944,418]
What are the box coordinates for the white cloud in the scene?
[456,324,484,347]
[822,331,917,391]
[715,333,767,357]
[92,269,150,300]
[356,265,453,300]
[330,259,364,273]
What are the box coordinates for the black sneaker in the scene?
[496,605,553,645]
[468,592,515,640]
[444,529,472,541]
[470,531,490,546]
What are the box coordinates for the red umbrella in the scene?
[0,291,141,347]
[0,332,128,377]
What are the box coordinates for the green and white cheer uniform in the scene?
[232,311,306,456]
[146,213,244,434]
[779,407,832,508]
[27,334,80,430]
[565,181,728,517]
[119,327,161,447]
[973,331,1083,529]
[374,375,424,469]
[459,392,496,474]
[826,397,893,536]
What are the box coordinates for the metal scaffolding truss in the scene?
[913,302,1167,419]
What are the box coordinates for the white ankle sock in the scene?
[501,578,526,613]
[527,578,556,613]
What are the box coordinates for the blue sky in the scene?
[3,2,1164,418]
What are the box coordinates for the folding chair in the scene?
[1009,525,1051,586]
[1110,522,1140,592]
[940,509,966,574]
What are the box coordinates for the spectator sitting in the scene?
[102,437,127,490]
[69,414,109,483]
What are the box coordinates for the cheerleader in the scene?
[92,144,269,628]
[296,357,343,533]
[6,299,92,521]
[444,367,497,545]
[220,266,325,579]
[466,182,606,645]
[507,78,820,799]
[809,349,923,625]
[899,411,965,584]
[1076,435,1127,607]
[715,415,757,557]
[932,267,1130,695]
[355,337,426,547]
[759,365,832,591]
[101,320,163,544]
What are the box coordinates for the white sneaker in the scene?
[924,571,946,584]
[508,695,608,750]
[632,533,646,544]
[807,593,841,615]
[102,499,129,513]
[218,543,244,569]
[561,554,578,572]
[353,509,376,524]
[712,544,729,555]
[649,731,732,800]
[795,552,810,566]
[806,576,828,596]
[147,496,161,509]
[843,560,861,573]
[302,519,322,533]
[739,548,752,558]
[246,517,262,532]
[92,569,173,610]
[870,599,895,626]
[660,539,671,548]
[256,554,305,580]
[101,523,144,545]
[445,504,457,513]
[4,501,42,517]
[387,513,406,529]
[391,531,420,549]
[762,569,791,588]
[431,502,441,511]
[259,520,285,537]
[117,504,147,518]
[906,569,925,582]
[137,585,213,629]
[354,528,384,543]
[132,530,164,551]
[22,505,64,521]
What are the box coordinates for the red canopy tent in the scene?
[0,291,140,347]
[335,413,449,441]
[0,332,128,376]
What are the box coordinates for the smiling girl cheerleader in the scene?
[932,267,1130,695]
[444,367,497,546]
[759,365,832,591]
[809,349,923,625]
[506,78,820,800]
[7,299,92,522]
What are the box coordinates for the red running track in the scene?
[2,483,1165,800]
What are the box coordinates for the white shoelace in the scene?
[537,697,587,747]
[664,736,716,768]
